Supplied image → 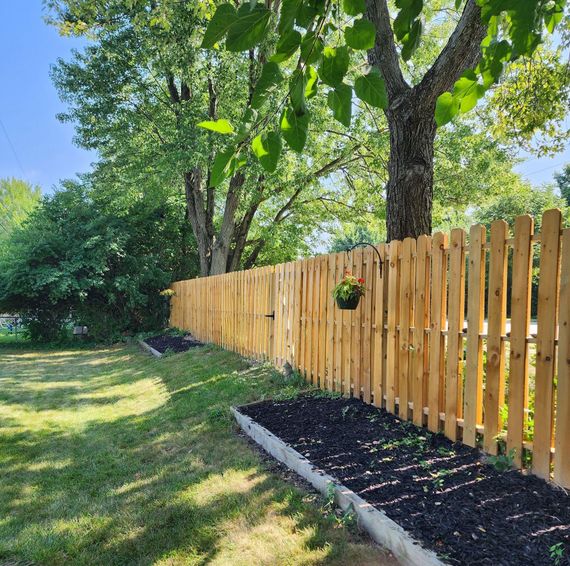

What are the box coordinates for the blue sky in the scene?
[0,1,95,194]
[0,1,568,196]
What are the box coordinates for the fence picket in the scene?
[445,229,466,441]
[386,241,401,412]
[555,228,570,486]
[464,224,486,447]
[508,216,534,465]
[428,233,447,433]
[484,220,508,455]
[533,209,562,479]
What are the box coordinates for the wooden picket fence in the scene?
[170,209,570,488]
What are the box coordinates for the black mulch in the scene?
[241,394,570,566]
[144,333,203,353]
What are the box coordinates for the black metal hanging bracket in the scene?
[345,242,384,278]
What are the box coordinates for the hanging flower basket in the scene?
[335,294,361,310]
[332,271,366,310]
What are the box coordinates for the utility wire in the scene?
[522,160,568,177]
[0,117,26,177]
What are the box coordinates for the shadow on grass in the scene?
[0,344,377,566]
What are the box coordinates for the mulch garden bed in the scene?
[241,394,570,566]
[144,333,203,353]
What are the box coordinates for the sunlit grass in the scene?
[0,342,390,565]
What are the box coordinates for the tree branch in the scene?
[416,0,487,104]
[366,0,410,101]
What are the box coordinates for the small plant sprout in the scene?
[549,542,564,565]
[488,448,516,472]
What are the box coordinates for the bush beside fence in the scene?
[170,209,570,488]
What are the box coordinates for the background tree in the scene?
[555,163,570,206]
[48,0,367,275]
[0,180,197,341]
[0,178,41,246]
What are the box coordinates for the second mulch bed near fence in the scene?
[241,394,570,566]
[144,333,203,354]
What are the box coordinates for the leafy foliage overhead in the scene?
[200,0,565,182]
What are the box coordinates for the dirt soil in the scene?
[240,394,570,566]
[144,333,203,353]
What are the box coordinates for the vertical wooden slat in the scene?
[342,252,353,396]
[445,228,466,441]
[463,224,486,447]
[484,220,509,455]
[326,254,336,391]
[334,253,344,393]
[428,233,447,433]
[351,248,363,398]
[507,215,534,465]
[413,235,430,426]
[372,245,387,407]
[555,228,570,488]
[533,209,562,478]
[399,238,414,419]
[386,241,401,413]
[361,247,374,403]
[318,255,328,387]
[311,257,321,386]
[300,260,309,377]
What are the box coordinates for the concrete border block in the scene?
[232,406,446,566]
[138,339,163,358]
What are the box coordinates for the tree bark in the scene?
[209,172,246,275]
[385,99,436,241]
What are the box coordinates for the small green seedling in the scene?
[549,542,564,565]
[488,448,516,472]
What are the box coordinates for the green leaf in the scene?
[289,69,307,113]
[280,107,310,152]
[344,18,376,50]
[327,83,352,127]
[393,0,422,40]
[296,0,325,29]
[210,149,235,187]
[236,108,258,141]
[305,66,319,99]
[452,70,486,114]
[300,31,324,65]
[251,62,284,109]
[270,29,302,63]
[251,131,282,172]
[279,0,302,34]
[226,4,271,52]
[400,18,423,61]
[201,4,237,48]
[342,0,365,16]
[354,68,387,109]
[318,46,349,87]
[197,119,235,134]
[435,92,459,127]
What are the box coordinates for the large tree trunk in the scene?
[367,0,486,242]
[209,172,246,275]
[385,99,436,241]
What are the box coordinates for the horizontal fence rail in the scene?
[170,209,570,488]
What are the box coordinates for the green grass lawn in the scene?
[0,342,393,565]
